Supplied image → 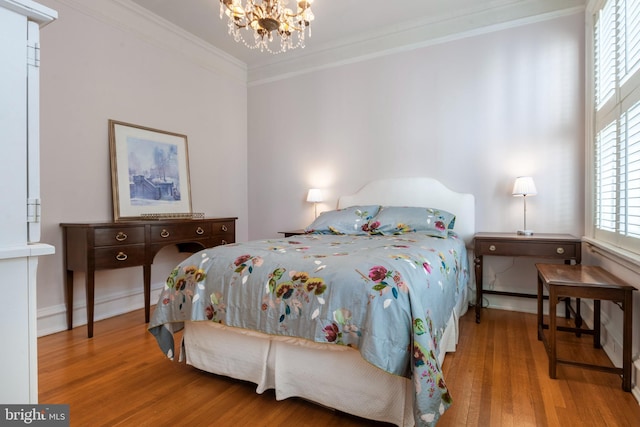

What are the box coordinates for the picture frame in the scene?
[108,120,192,221]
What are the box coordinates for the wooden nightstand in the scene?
[473,232,581,323]
[279,229,307,237]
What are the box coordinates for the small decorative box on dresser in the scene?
[61,217,236,337]
[473,232,582,323]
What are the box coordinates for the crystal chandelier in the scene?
[219,0,314,54]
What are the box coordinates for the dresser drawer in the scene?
[211,220,235,236]
[477,240,578,258]
[150,222,211,243]
[94,245,145,269]
[211,234,234,246]
[94,226,145,247]
[211,220,235,246]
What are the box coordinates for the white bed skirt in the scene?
[182,286,469,427]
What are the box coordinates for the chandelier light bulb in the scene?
[219,0,314,54]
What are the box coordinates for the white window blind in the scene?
[624,100,640,238]
[621,0,640,81]
[595,121,618,232]
[592,0,640,254]
[595,0,616,108]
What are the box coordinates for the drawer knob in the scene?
[115,232,128,241]
[196,227,205,235]
[221,239,228,245]
[489,245,496,251]
[115,252,128,261]
[556,247,565,254]
[160,229,170,238]
[221,225,228,232]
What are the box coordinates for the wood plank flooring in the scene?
[38,308,640,426]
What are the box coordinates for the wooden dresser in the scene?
[61,217,236,337]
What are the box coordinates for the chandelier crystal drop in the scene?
[219,0,314,54]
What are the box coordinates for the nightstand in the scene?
[473,232,581,323]
[279,229,307,237]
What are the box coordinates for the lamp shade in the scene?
[512,176,537,196]
[306,188,323,203]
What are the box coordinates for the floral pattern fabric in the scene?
[149,232,469,427]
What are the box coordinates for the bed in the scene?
[149,177,475,427]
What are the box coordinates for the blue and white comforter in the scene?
[149,232,469,426]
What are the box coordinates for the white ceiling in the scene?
[128,0,585,72]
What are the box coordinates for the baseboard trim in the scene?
[633,360,640,404]
[37,285,164,337]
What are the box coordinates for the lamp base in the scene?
[517,229,534,236]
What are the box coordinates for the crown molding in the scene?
[52,0,246,85]
[247,0,586,86]
[46,0,585,87]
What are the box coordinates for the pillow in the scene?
[304,205,381,235]
[369,206,456,237]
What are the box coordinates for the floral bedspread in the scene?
[148,232,469,426]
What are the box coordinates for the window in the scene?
[591,0,640,254]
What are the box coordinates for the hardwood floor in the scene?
[38,308,640,426]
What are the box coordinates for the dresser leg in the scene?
[86,271,95,338]
[65,269,73,330]
[144,264,151,323]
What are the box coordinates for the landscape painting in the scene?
[109,120,192,220]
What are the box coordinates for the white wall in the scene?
[35,0,248,336]
[248,13,584,239]
[247,12,585,314]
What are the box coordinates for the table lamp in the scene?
[306,189,323,218]
[512,176,537,235]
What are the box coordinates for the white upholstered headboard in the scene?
[338,177,475,245]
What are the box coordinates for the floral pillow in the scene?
[304,205,381,235]
[367,206,456,237]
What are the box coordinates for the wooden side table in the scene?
[61,218,236,337]
[536,263,635,391]
[473,233,581,323]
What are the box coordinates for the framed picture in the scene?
[109,120,192,221]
